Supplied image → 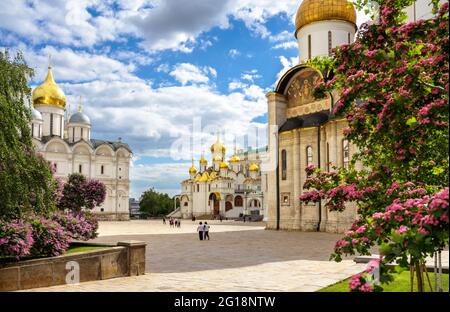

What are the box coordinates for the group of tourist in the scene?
[197,222,210,241]
[162,217,181,228]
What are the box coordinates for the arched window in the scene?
[281,149,287,180]
[328,31,332,56]
[308,35,312,59]
[234,196,243,207]
[306,146,313,166]
[342,139,350,168]
[101,165,104,175]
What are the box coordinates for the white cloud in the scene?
[228,49,241,58]
[275,55,298,85]
[273,41,298,50]
[169,63,211,85]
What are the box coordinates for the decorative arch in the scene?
[247,198,261,209]
[234,195,243,207]
[116,147,131,158]
[72,141,93,155]
[43,137,71,154]
[95,144,114,156]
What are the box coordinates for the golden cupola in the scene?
[220,161,229,169]
[200,155,208,164]
[295,0,356,36]
[189,158,197,174]
[210,135,226,154]
[229,154,241,163]
[249,163,259,172]
[32,65,66,108]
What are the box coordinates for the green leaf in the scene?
[406,117,417,126]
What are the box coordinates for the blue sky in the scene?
[0,0,368,198]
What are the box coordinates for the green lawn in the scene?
[65,245,111,254]
[319,270,449,292]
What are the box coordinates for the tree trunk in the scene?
[415,262,424,292]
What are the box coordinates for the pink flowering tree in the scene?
[58,173,106,212]
[301,0,448,292]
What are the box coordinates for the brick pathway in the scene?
[24,220,366,292]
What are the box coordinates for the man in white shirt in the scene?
[197,222,204,240]
[204,222,210,240]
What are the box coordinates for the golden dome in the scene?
[189,165,197,174]
[249,163,259,172]
[213,154,222,162]
[200,155,208,164]
[295,0,356,37]
[210,136,226,154]
[32,66,66,108]
[229,154,241,163]
[220,161,229,169]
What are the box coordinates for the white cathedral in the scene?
[173,136,267,220]
[265,0,440,233]
[30,64,132,220]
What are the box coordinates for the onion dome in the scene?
[229,154,241,163]
[220,161,229,169]
[249,163,259,172]
[200,155,208,164]
[69,111,91,125]
[189,165,197,175]
[213,154,222,162]
[31,107,43,121]
[210,135,226,154]
[32,65,66,108]
[295,0,356,37]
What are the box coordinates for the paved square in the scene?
[25,220,366,292]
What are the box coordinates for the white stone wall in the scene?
[33,138,131,220]
[297,20,356,63]
[35,105,65,138]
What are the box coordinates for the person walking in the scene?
[204,222,210,240]
[174,219,178,227]
[197,222,204,240]
[177,219,181,228]
[162,217,166,225]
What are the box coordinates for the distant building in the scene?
[129,198,141,219]
[173,135,267,220]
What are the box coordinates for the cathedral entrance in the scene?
[209,193,220,216]
[225,201,233,212]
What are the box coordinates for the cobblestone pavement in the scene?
[25,220,367,292]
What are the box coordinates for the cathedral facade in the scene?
[265,0,438,233]
[174,136,266,219]
[30,65,132,220]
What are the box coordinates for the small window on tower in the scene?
[342,139,350,169]
[79,164,82,173]
[348,32,351,44]
[306,146,313,166]
[101,165,104,175]
[308,35,312,59]
[328,31,332,56]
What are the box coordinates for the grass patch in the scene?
[65,245,111,254]
[319,270,449,292]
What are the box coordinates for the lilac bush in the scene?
[0,219,34,259]
[28,214,70,257]
[51,211,99,241]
